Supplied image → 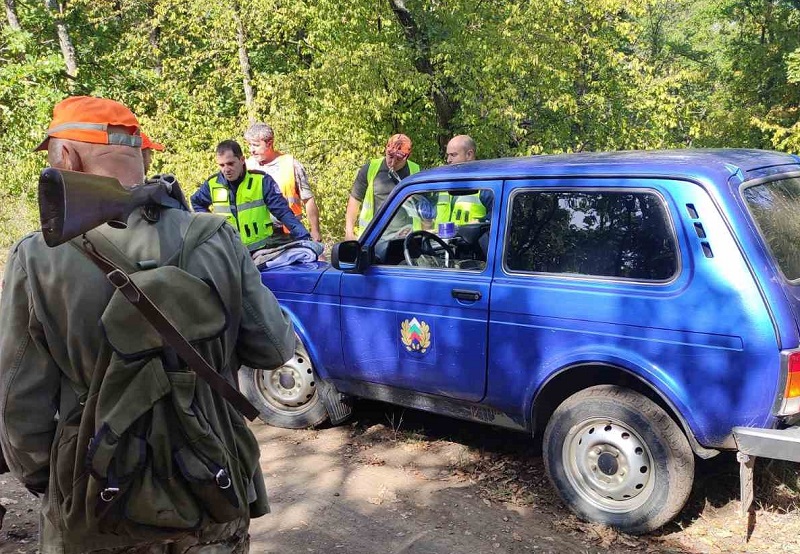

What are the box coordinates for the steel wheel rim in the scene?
[256,341,317,414]
[562,417,655,513]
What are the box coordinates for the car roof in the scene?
[403,148,800,188]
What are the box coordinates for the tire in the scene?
[238,338,329,429]
[542,385,694,534]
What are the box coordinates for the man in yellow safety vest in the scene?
[345,134,420,240]
[191,140,310,251]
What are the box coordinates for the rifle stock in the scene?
[38,168,165,247]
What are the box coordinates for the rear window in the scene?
[505,190,678,280]
[743,176,800,281]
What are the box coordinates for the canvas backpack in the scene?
[52,213,264,542]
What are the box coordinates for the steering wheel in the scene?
[403,230,455,267]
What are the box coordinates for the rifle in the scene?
[38,168,186,247]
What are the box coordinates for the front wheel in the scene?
[239,338,329,429]
[543,385,694,534]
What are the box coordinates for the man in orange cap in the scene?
[141,132,165,175]
[345,134,421,240]
[1,96,293,553]
[32,95,145,186]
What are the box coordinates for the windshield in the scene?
[743,176,800,282]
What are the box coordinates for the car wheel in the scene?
[239,338,329,429]
[543,385,694,534]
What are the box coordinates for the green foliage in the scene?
[1,0,799,251]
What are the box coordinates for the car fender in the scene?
[281,306,333,382]
[530,345,719,458]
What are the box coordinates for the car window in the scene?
[505,189,677,280]
[743,176,800,281]
[373,189,493,271]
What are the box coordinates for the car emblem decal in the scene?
[400,317,431,353]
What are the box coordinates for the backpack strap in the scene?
[178,214,227,269]
[70,228,139,274]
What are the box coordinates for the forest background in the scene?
[1,0,799,261]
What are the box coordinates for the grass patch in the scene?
[756,459,800,513]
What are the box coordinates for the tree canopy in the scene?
[1,0,799,248]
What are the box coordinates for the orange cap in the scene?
[385,134,412,156]
[141,132,164,151]
[34,96,141,152]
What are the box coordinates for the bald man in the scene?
[445,135,477,165]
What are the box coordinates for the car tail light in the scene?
[777,349,800,416]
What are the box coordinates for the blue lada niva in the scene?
[242,149,800,533]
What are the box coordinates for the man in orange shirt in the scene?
[244,123,321,241]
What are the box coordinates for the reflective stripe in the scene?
[214,205,232,214]
[211,187,229,203]
[107,133,142,147]
[47,122,142,147]
[238,199,266,211]
[48,121,109,133]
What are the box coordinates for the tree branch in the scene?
[5,0,21,31]
[387,0,459,154]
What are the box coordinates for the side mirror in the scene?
[332,240,370,272]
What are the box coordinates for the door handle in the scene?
[451,289,481,301]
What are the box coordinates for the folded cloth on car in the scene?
[251,240,324,269]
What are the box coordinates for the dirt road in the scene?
[2,401,800,553]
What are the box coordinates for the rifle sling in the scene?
[78,235,260,422]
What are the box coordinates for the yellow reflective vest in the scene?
[209,171,274,250]
[357,158,420,237]
[434,192,487,225]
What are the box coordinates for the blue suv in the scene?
[242,149,800,534]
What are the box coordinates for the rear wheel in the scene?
[239,338,329,429]
[543,385,694,534]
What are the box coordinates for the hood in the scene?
[259,262,330,294]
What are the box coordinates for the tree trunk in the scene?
[149,26,162,77]
[233,2,255,121]
[146,2,162,77]
[387,0,458,156]
[44,0,78,78]
[5,0,21,31]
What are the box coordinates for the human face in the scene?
[216,149,246,182]
[385,147,409,171]
[247,139,271,163]
[446,139,474,164]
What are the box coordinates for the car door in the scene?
[338,180,501,402]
